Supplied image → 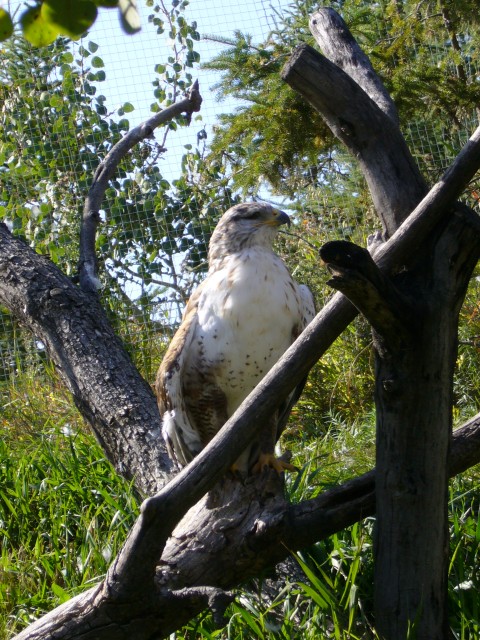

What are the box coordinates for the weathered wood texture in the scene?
[309,7,399,124]
[281,42,427,236]
[0,224,172,495]
[284,9,480,639]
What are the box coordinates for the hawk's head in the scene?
[208,202,290,263]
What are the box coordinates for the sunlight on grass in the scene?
[0,374,139,637]
[2,367,480,638]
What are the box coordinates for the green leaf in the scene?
[119,0,141,34]
[121,102,135,113]
[88,40,99,52]
[42,0,98,39]
[91,55,104,68]
[49,94,63,109]
[0,9,13,41]
[21,7,59,46]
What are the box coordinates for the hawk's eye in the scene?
[232,211,259,222]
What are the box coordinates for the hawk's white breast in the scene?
[187,246,305,414]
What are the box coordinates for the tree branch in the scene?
[309,8,399,124]
[287,410,480,548]
[320,239,414,347]
[281,43,427,235]
[79,81,202,293]
[0,224,173,496]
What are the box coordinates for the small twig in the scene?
[279,228,320,253]
[109,255,190,301]
[78,81,202,294]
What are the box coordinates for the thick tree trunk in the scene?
[283,9,480,639]
[374,210,480,639]
[320,216,480,639]
[319,209,480,639]
[373,281,454,638]
[0,225,172,495]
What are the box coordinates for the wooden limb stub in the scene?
[320,240,413,348]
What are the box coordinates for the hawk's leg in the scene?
[252,416,297,474]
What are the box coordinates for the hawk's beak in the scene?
[271,209,291,227]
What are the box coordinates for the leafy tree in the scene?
[204,0,480,203]
[0,2,238,378]
[1,1,139,46]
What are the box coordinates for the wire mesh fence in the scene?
[1,0,479,398]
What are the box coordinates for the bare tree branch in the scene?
[281,43,427,235]
[79,81,202,293]
[309,8,399,124]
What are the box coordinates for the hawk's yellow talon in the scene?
[252,453,298,474]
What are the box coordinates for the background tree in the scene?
[0,4,238,378]
[0,1,140,46]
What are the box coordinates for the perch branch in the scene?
[281,43,427,234]
[79,81,202,293]
[14,408,480,640]
[309,8,399,123]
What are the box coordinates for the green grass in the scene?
[1,372,480,639]
[0,376,138,638]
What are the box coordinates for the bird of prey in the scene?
[155,202,315,474]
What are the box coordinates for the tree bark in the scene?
[281,42,427,236]
[309,7,399,124]
[320,216,480,638]
[282,10,480,639]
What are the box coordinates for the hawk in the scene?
[155,202,315,474]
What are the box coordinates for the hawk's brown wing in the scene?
[155,283,228,467]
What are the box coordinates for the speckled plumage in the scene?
[155,202,315,472]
